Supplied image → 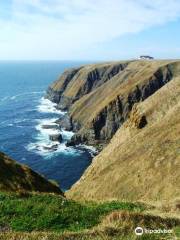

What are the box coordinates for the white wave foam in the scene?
[10,91,44,100]
[78,144,98,157]
[0,118,30,128]
[10,96,16,100]
[14,119,29,124]
[27,118,59,155]
[26,97,76,157]
[27,117,76,157]
[37,97,65,114]
[0,92,44,104]
[7,123,13,127]
[61,129,74,140]
[35,118,60,136]
[1,96,9,102]
[27,141,81,158]
[0,96,10,105]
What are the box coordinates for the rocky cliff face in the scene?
[44,60,180,202]
[46,60,179,150]
[46,67,82,109]
[0,152,63,194]
[45,62,128,110]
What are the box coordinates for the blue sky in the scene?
[0,0,180,60]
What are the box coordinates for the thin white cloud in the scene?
[0,0,180,59]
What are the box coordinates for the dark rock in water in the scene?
[43,144,59,151]
[42,124,60,130]
[66,135,81,147]
[66,140,75,147]
[55,115,72,131]
[49,134,63,142]
[66,134,87,147]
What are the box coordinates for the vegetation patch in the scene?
[0,192,144,233]
[0,192,179,239]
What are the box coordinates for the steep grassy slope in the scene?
[46,60,180,149]
[67,77,180,202]
[0,152,63,194]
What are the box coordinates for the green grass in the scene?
[1,191,179,240]
[0,192,144,233]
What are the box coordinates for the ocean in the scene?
[0,61,93,191]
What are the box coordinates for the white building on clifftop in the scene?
[139,55,154,60]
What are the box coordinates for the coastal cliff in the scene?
[67,76,180,202]
[46,62,128,110]
[46,60,179,149]
[0,60,180,239]
[46,59,180,202]
[0,152,63,194]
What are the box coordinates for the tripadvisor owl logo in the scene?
[134,227,173,235]
[135,227,144,235]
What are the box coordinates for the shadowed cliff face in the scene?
[46,62,128,110]
[87,64,172,140]
[0,152,63,194]
[46,67,82,108]
[46,60,180,150]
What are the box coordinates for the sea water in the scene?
[0,61,93,191]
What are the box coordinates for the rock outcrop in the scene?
[55,115,73,131]
[0,152,63,194]
[49,133,63,142]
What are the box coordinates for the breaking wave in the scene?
[27,98,76,157]
[37,97,65,114]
